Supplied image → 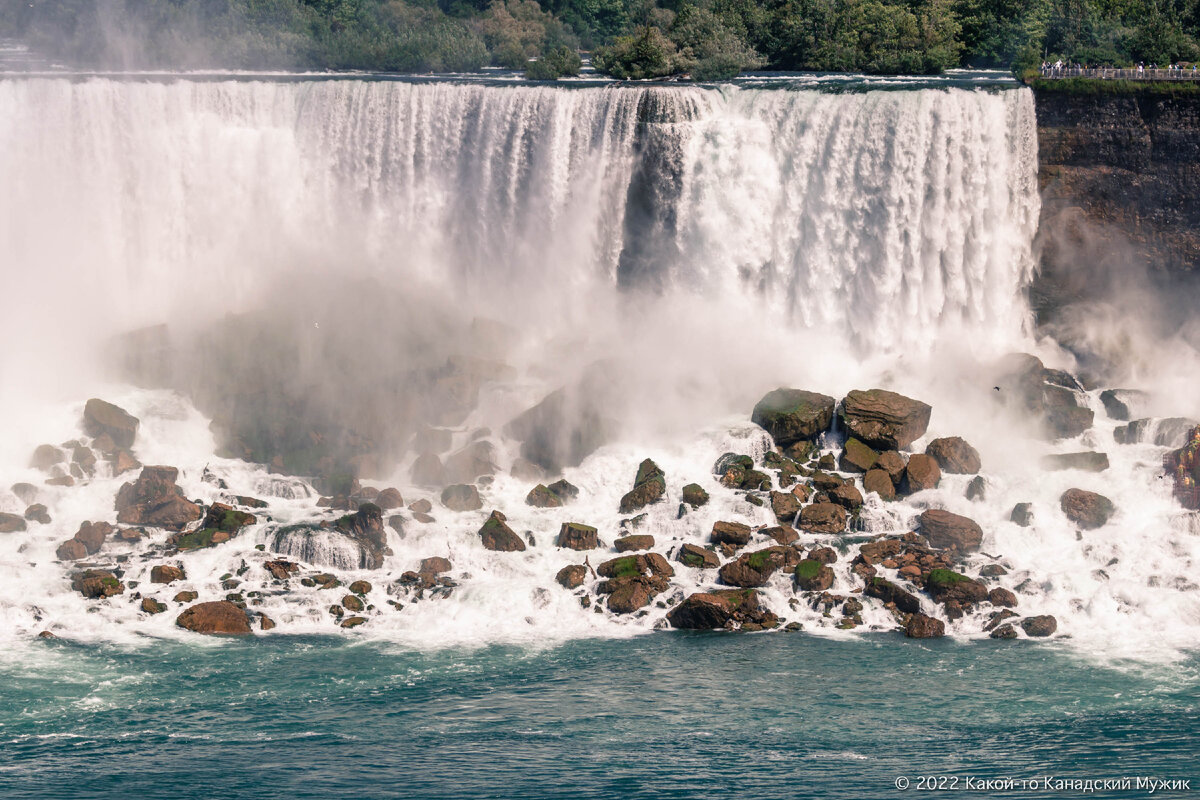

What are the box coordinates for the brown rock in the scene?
[441,484,483,512]
[676,543,720,569]
[265,560,299,580]
[376,488,404,509]
[793,559,834,591]
[260,615,276,631]
[173,590,199,603]
[919,509,984,553]
[798,502,847,534]
[74,521,114,554]
[411,452,446,487]
[176,601,252,635]
[865,577,922,614]
[666,589,776,630]
[875,451,906,483]
[141,598,167,614]
[901,454,941,494]
[905,613,945,638]
[151,564,186,584]
[925,437,982,474]
[111,449,141,475]
[751,389,836,445]
[30,444,64,471]
[443,440,498,485]
[1021,615,1057,637]
[618,459,666,514]
[71,569,124,599]
[83,398,139,449]
[22,504,50,524]
[719,547,794,588]
[762,525,799,545]
[55,539,87,560]
[341,616,368,628]
[839,438,879,473]
[1059,488,1115,529]
[525,484,563,508]
[480,510,526,552]
[409,499,433,514]
[115,466,201,531]
[556,564,587,589]
[829,483,864,511]
[862,469,896,500]
[420,557,452,574]
[681,483,709,508]
[556,522,599,550]
[988,587,1018,607]
[349,580,372,594]
[1045,407,1093,440]
[769,490,800,523]
[614,535,654,552]
[710,520,752,547]
[0,512,28,533]
[807,546,837,564]
[840,389,932,451]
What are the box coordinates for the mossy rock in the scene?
[681,483,709,508]
[747,550,772,571]
[714,453,754,474]
[604,556,642,579]
[795,559,822,581]
[173,527,219,551]
[926,568,971,588]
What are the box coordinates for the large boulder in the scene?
[441,484,482,512]
[1059,489,1114,530]
[709,520,752,547]
[839,438,879,473]
[676,543,721,569]
[73,521,114,555]
[115,466,201,531]
[681,483,709,508]
[525,484,563,508]
[840,390,932,451]
[863,469,896,501]
[798,502,847,534]
[919,509,983,553]
[666,589,777,630]
[900,454,941,494]
[71,569,124,599]
[1045,407,1094,440]
[865,577,922,614]
[750,389,836,446]
[925,437,981,474]
[769,491,800,524]
[83,398,139,449]
[719,546,797,588]
[905,613,945,638]
[151,564,186,584]
[556,522,599,550]
[0,513,27,533]
[176,601,253,635]
[479,510,526,552]
[443,441,498,485]
[376,488,404,510]
[171,503,256,550]
[618,459,666,514]
[595,554,672,614]
[614,534,654,552]
[793,559,834,591]
[924,569,988,605]
[411,453,446,488]
[555,564,587,589]
[1021,615,1058,637]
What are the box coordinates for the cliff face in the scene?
[1033,90,1200,312]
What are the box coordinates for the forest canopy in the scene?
[2,0,1199,79]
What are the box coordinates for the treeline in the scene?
[2,0,1199,79]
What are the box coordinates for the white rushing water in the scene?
[1,77,1196,662]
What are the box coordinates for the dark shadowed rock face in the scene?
[751,389,836,446]
[840,390,932,451]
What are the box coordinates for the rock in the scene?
[420,557,451,574]
[71,569,124,599]
[264,560,299,580]
[863,469,896,500]
[988,587,1018,607]
[409,499,433,514]
[556,522,598,550]
[73,521,114,554]
[411,453,446,487]
[666,589,776,630]
[763,525,799,546]
[141,598,167,614]
[173,502,257,551]
[905,613,945,638]
[525,484,563,508]
[618,459,666,514]
[865,577,923,614]
[919,509,983,553]
[349,580,372,594]
[1041,452,1109,472]
[72,446,97,477]
[174,590,199,603]
[925,437,981,474]
[793,559,834,591]
[605,580,658,614]
[115,466,201,531]
[443,440,498,484]
[769,490,800,523]
[479,510,526,552]
[55,539,87,560]
[751,389,836,445]
[738,469,771,492]
[0,512,27,533]
[858,539,902,563]
[30,444,64,471]
[798,502,847,534]
[510,458,545,482]
[839,438,879,473]
[341,616,368,628]
[719,546,796,588]
[11,483,38,505]
[924,569,988,604]
[614,535,654,552]
[176,601,252,634]
[22,504,50,524]
[965,476,987,502]
[503,378,614,472]
[376,488,404,509]
[1045,406,1094,440]
[83,398,139,449]
[808,546,838,564]
[828,483,864,511]
[676,543,721,569]
[709,521,752,547]
[441,484,482,512]
[1060,489,1114,529]
[546,479,579,502]
[328,503,391,568]
[681,483,709,508]
[1021,615,1057,637]
[875,451,907,483]
[260,615,276,631]
[151,564,186,584]
[1099,389,1148,421]
[989,623,1018,639]
[111,449,141,475]
[1010,503,1034,526]
[556,564,587,589]
[900,454,941,494]
[840,389,932,451]
[342,594,365,612]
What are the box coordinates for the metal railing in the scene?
[1040,66,1200,81]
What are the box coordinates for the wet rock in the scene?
[751,389,836,445]
[798,502,847,534]
[980,564,1009,578]
[172,503,257,550]
[919,509,983,553]
[441,484,482,512]
[330,503,390,568]
[1099,389,1147,421]
[341,616,367,628]
[863,469,896,501]
[480,510,526,552]
[865,577,922,614]
[503,378,614,472]
[739,469,771,492]
[769,490,800,523]
[793,559,834,591]
[176,601,252,634]
[904,613,945,638]
[420,557,451,574]
[965,476,987,502]
[151,564,186,584]
[876,451,907,484]
[719,546,797,588]
[618,459,666,514]
[141,598,167,614]
[556,564,587,589]
[681,483,709,508]
[265,560,299,581]
[1010,503,1034,526]
[409,499,433,514]
[411,453,446,488]
[924,569,988,605]
[72,446,97,477]
[858,538,902,563]
[556,522,598,551]
[900,454,941,494]
[443,441,498,485]
[0,512,27,533]
[510,458,545,482]
[676,543,720,569]
[988,587,1018,607]
[840,389,932,451]
[73,521,114,555]
[525,484,563,508]
[83,399,139,450]
[71,569,124,599]
[115,466,201,531]
[666,589,777,630]
[839,438,879,473]
[829,483,864,511]
[342,594,365,612]
[11,483,38,505]
[1021,615,1057,637]
[349,580,372,594]
[22,504,50,524]
[110,449,141,475]
[615,534,654,552]
[30,444,65,471]
[260,615,276,631]
[1041,452,1109,472]
[989,623,1018,639]
[763,525,799,546]
[174,590,199,603]
[547,479,579,502]
[807,546,837,564]
[1045,406,1094,440]
[709,521,752,547]
[1060,488,1115,530]
[376,488,404,509]
[925,437,981,474]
